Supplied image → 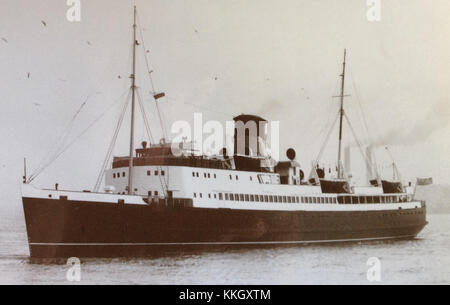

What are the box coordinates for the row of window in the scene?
[147,170,165,176]
[113,172,126,178]
[192,193,409,204]
[337,195,408,204]
[192,172,217,179]
[192,171,254,182]
[194,192,304,203]
[112,170,165,179]
[148,191,159,196]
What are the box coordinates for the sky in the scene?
[0,0,449,213]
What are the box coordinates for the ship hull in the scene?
[22,197,427,258]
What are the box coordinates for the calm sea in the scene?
[1,211,449,285]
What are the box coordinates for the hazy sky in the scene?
[1,0,449,213]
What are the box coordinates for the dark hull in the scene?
[22,197,427,258]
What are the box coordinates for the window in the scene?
[269,195,274,202]
[245,194,249,201]
[200,193,203,198]
[208,173,211,178]
[254,195,259,202]
[122,172,126,177]
[225,193,229,200]
[155,191,159,196]
[295,196,299,203]
[148,170,151,176]
[214,194,216,199]
[113,173,116,178]
[273,196,278,203]
[332,198,337,204]
[148,191,152,196]
[161,170,165,176]
[196,172,199,177]
[219,193,223,200]
[235,194,240,201]
[250,195,255,201]
[250,176,253,181]
[240,194,244,201]
[154,170,159,176]
[236,175,239,180]
[214,174,217,179]
[204,173,207,178]
[260,195,264,202]
[193,193,197,198]
[229,175,232,180]
[192,172,195,177]
[230,194,234,200]
[320,197,324,204]
[264,195,269,202]
[208,194,211,198]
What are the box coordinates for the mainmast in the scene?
[337,49,347,179]
[128,6,137,195]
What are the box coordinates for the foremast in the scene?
[337,49,347,179]
[128,6,137,195]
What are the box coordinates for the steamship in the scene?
[21,7,427,258]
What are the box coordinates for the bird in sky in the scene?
[27,72,31,79]
[1,37,7,43]
[87,41,92,46]
[41,20,47,27]
[33,102,41,107]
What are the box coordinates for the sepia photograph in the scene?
[0,0,449,290]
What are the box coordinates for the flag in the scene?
[153,92,165,100]
[417,177,433,186]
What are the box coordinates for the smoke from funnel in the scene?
[371,101,449,147]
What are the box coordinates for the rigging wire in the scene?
[314,110,340,162]
[349,68,381,178]
[27,88,130,183]
[136,88,155,144]
[343,112,374,172]
[32,96,89,178]
[136,88,168,195]
[136,11,168,141]
[93,91,132,192]
[28,41,133,184]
